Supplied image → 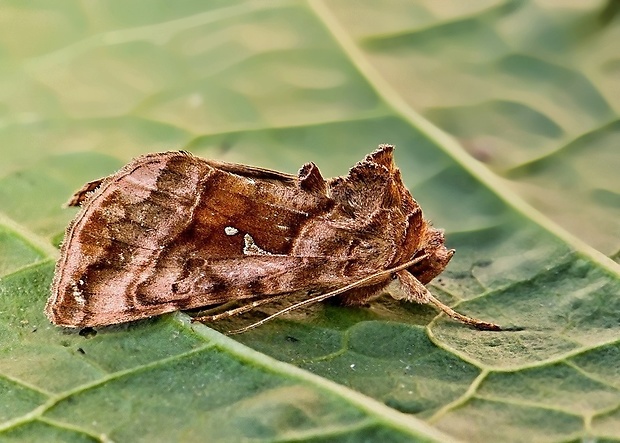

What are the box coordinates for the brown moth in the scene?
[46,145,500,332]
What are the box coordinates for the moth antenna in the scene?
[192,293,289,323]
[227,254,429,335]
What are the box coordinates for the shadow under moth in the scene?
[46,145,500,333]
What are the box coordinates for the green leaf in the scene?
[1,1,619,442]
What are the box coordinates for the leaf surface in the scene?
[1,1,619,442]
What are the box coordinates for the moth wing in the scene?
[66,178,106,207]
[47,151,362,328]
[202,158,298,182]
[49,253,361,328]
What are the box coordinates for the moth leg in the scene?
[191,293,290,323]
[394,270,501,331]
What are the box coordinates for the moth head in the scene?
[408,242,455,285]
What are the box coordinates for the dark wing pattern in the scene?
[47,146,451,327]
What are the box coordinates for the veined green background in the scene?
[1,1,619,442]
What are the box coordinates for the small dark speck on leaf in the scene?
[286,336,299,343]
[79,327,97,338]
[450,271,470,279]
[501,326,526,332]
[77,347,86,354]
[463,139,494,163]
[474,259,493,268]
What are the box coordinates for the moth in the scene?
[46,145,500,332]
